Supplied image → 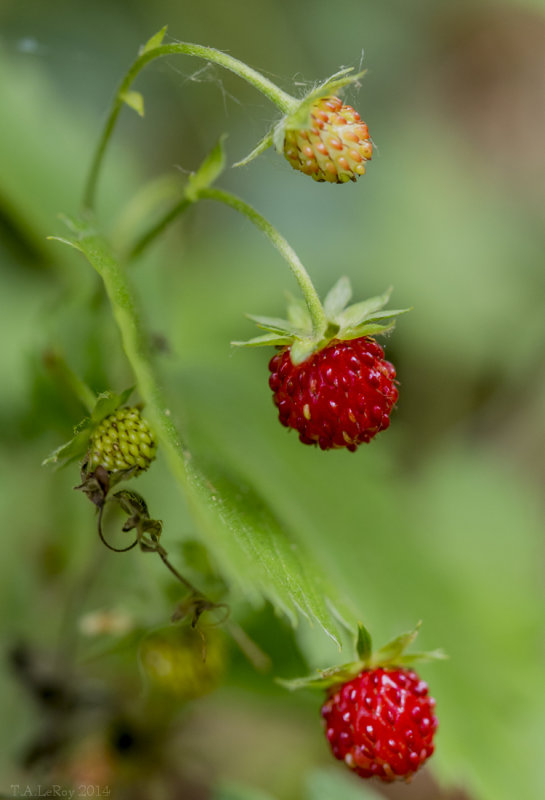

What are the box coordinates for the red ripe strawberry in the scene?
[234,278,407,450]
[268,337,397,451]
[321,667,438,782]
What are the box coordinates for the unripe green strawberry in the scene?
[284,96,372,183]
[86,406,156,476]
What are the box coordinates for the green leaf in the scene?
[231,333,292,348]
[186,460,347,645]
[139,25,168,55]
[371,622,421,667]
[120,90,145,117]
[51,216,351,645]
[337,287,392,329]
[355,622,372,663]
[186,134,227,201]
[307,768,382,800]
[323,276,352,318]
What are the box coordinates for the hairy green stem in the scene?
[130,185,327,336]
[43,350,96,413]
[66,226,191,496]
[84,41,297,210]
[198,188,328,338]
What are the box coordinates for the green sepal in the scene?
[91,388,133,424]
[281,68,367,141]
[279,622,445,693]
[340,322,396,340]
[323,276,353,318]
[231,333,292,348]
[245,314,304,337]
[290,338,318,365]
[237,277,408,363]
[186,135,227,202]
[339,306,409,332]
[236,66,367,166]
[120,91,145,117]
[42,426,94,468]
[370,622,422,667]
[355,622,373,664]
[278,662,363,692]
[42,387,134,469]
[285,293,312,331]
[139,25,168,55]
[395,649,449,666]
[233,130,274,169]
[335,287,393,326]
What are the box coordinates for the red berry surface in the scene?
[321,668,438,782]
[268,337,398,451]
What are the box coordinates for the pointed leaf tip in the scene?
[186,135,227,201]
[140,25,168,55]
[120,90,145,117]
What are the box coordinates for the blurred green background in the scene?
[1,0,545,799]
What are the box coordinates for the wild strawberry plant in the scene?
[38,24,444,795]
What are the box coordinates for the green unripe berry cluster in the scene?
[86,406,156,475]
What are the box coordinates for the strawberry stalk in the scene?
[198,187,328,340]
[83,29,298,210]
[128,179,328,341]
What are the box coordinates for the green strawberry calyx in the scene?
[232,277,409,365]
[234,67,367,168]
[42,387,135,470]
[278,622,447,691]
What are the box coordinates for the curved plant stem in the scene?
[202,188,328,338]
[43,350,96,413]
[129,196,192,260]
[84,41,297,210]
[131,185,327,337]
[59,222,192,500]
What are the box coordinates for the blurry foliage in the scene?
[1,1,545,799]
